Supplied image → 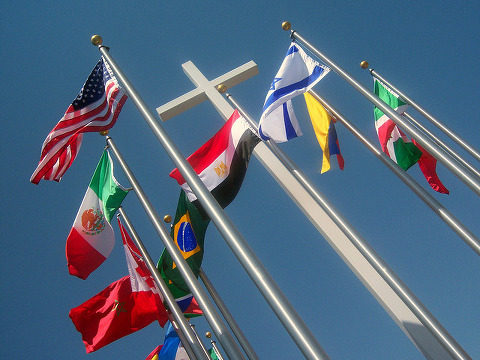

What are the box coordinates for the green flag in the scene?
[208,348,219,360]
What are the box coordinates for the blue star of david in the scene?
[270,77,282,91]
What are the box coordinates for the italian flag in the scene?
[374,77,422,170]
[374,78,449,194]
[66,150,128,279]
[170,109,260,213]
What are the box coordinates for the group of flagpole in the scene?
[119,197,252,360]
[281,23,480,198]
[278,21,475,359]
[362,63,480,181]
[225,92,472,360]
[280,22,480,256]
[199,268,260,360]
[105,135,245,360]
[93,36,331,359]
[88,22,479,358]
[116,206,204,360]
[307,90,480,256]
[367,68,480,163]
[400,111,480,180]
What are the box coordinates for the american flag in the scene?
[30,57,128,184]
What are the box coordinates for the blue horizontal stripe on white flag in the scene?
[258,42,330,142]
[263,64,325,113]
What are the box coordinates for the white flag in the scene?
[259,42,330,143]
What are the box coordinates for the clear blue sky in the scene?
[1,1,479,359]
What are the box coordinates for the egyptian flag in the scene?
[170,109,260,214]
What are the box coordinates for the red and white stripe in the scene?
[31,71,127,184]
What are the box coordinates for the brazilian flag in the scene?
[157,190,210,313]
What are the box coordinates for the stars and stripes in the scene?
[30,57,128,184]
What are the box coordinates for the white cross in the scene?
[156,60,257,121]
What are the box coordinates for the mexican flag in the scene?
[374,77,422,170]
[66,150,128,279]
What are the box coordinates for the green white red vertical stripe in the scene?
[374,77,448,194]
[374,77,422,170]
[66,150,128,279]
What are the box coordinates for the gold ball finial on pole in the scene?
[163,214,172,223]
[217,84,227,93]
[91,35,103,46]
[282,21,291,31]
[99,130,109,136]
[205,331,212,338]
[360,61,369,69]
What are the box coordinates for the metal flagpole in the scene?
[92,36,331,360]
[401,111,480,180]
[367,67,480,163]
[225,93,472,360]
[198,268,260,360]
[308,90,480,256]
[116,207,206,360]
[190,324,213,359]
[106,136,245,360]
[210,339,226,360]
[282,22,480,198]
[170,318,199,359]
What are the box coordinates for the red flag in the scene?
[145,345,163,360]
[412,140,449,194]
[69,275,168,353]
[31,57,127,184]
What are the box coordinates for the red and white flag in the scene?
[31,57,127,184]
[118,218,163,297]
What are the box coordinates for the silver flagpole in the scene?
[210,340,226,360]
[190,324,213,359]
[92,35,331,360]
[106,136,245,360]
[116,207,205,360]
[308,90,480,256]
[198,268,260,360]
[225,92,472,360]
[282,22,480,198]
[170,318,199,359]
[368,67,480,163]
[401,111,480,180]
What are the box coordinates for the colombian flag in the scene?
[304,92,344,173]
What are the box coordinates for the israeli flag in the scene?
[259,42,330,142]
